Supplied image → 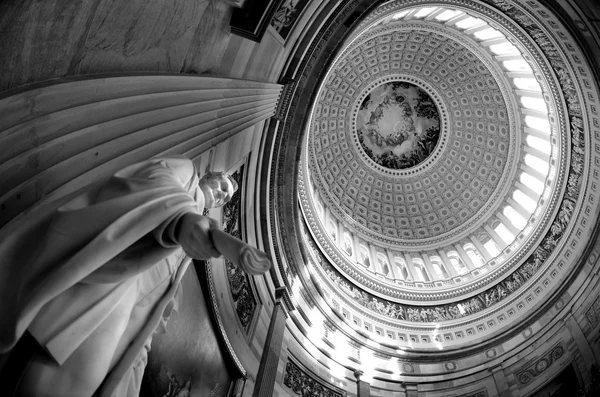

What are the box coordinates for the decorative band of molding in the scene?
[457,391,487,397]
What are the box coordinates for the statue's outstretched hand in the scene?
[176,212,221,259]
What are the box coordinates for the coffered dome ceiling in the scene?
[280,0,599,351]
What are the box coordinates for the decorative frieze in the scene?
[516,343,565,385]
[585,296,600,328]
[284,360,344,397]
[223,166,258,333]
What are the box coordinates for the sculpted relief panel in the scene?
[222,165,258,333]
[284,360,344,397]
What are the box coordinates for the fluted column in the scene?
[252,287,294,397]
[0,75,282,230]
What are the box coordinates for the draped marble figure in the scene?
[0,156,271,397]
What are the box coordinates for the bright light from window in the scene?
[520,173,544,194]
[514,78,542,92]
[513,189,537,212]
[526,135,551,154]
[521,97,548,113]
[330,363,347,380]
[465,247,485,267]
[484,240,500,257]
[504,206,527,229]
[392,10,410,20]
[524,153,549,175]
[415,7,436,17]
[525,116,551,134]
[435,9,462,21]
[490,42,519,55]
[503,60,532,72]
[494,222,515,244]
[456,16,484,29]
[474,28,503,40]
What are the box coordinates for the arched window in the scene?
[430,256,449,279]
[394,256,409,280]
[413,259,430,282]
[464,243,485,268]
[343,232,353,257]
[448,251,468,275]
[360,245,371,268]
[377,253,390,277]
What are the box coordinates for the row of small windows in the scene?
[320,214,489,282]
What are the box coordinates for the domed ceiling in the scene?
[286,0,597,352]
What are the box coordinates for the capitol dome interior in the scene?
[0,0,599,396]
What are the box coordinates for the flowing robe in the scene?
[0,156,203,396]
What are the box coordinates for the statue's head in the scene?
[199,171,238,208]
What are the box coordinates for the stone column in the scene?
[252,288,294,397]
[370,245,385,276]
[437,249,459,278]
[354,370,370,397]
[469,235,493,262]
[489,364,511,397]
[402,252,418,281]
[386,250,402,281]
[564,311,599,370]
[454,243,475,272]
[421,253,439,281]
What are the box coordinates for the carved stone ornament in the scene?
[283,360,344,397]
[515,343,564,385]
[585,295,600,328]
[222,166,258,333]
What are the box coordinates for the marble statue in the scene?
[0,156,271,397]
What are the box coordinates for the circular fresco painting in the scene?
[356,81,441,169]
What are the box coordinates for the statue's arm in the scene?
[131,157,221,259]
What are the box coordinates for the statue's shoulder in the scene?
[152,156,197,186]
[116,156,197,187]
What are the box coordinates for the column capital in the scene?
[488,363,504,373]
[353,370,364,382]
[275,287,296,313]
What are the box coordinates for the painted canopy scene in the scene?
[356,81,441,169]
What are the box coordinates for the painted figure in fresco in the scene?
[0,156,271,397]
